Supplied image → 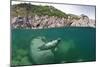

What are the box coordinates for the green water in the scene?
[11,27,96,66]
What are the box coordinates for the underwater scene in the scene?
[11,27,96,66]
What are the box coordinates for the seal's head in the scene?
[56,38,61,45]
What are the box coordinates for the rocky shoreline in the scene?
[11,14,95,29]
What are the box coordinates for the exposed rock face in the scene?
[11,14,95,29]
[11,3,95,29]
[71,14,95,28]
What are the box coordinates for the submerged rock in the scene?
[30,36,55,64]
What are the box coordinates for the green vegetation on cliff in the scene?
[11,3,79,19]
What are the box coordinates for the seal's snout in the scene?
[57,38,61,41]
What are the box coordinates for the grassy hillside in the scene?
[11,3,79,19]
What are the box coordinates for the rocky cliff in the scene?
[11,3,95,29]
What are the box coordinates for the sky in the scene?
[12,1,96,19]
